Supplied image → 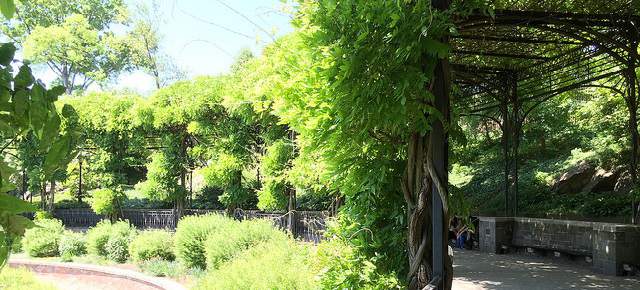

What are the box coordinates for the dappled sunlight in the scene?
[453,250,640,290]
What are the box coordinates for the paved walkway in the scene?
[452,250,640,290]
[9,259,185,290]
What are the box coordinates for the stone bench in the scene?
[479,217,640,276]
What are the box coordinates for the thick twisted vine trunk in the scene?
[403,133,453,290]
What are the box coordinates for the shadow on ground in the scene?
[452,250,640,290]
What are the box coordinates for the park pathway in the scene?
[452,250,640,290]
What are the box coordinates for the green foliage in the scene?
[315,238,401,289]
[59,231,87,261]
[104,221,136,263]
[85,220,113,257]
[5,0,166,94]
[257,140,293,211]
[201,153,251,209]
[89,188,125,219]
[21,218,64,257]
[129,230,174,264]
[0,267,57,290]
[139,259,186,278]
[34,210,52,220]
[174,214,232,269]
[86,220,135,262]
[204,219,286,269]
[136,152,175,201]
[0,40,78,266]
[195,239,316,290]
[62,92,149,189]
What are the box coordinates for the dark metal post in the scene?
[628,47,639,224]
[21,169,27,200]
[500,85,510,216]
[78,157,83,203]
[511,74,520,217]
[429,0,451,280]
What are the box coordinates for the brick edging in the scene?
[8,259,186,290]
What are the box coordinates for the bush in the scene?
[195,239,316,290]
[0,267,57,290]
[59,231,87,261]
[22,218,64,257]
[89,188,125,220]
[105,221,136,263]
[314,238,401,289]
[11,237,22,253]
[174,214,233,269]
[86,220,136,262]
[129,230,174,263]
[34,210,52,220]
[204,219,286,269]
[140,259,186,277]
[86,220,112,256]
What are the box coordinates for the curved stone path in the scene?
[452,250,640,290]
[9,259,185,290]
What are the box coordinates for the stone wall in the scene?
[512,218,593,256]
[478,217,640,276]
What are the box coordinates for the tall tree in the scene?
[129,0,185,89]
[2,0,143,94]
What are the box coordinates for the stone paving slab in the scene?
[452,249,640,290]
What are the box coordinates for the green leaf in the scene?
[0,0,15,19]
[424,39,449,59]
[14,65,34,90]
[0,43,15,66]
[12,90,28,128]
[47,85,66,101]
[0,193,35,214]
[38,111,60,150]
[0,213,35,236]
[43,134,71,177]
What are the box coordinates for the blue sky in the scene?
[38,0,295,94]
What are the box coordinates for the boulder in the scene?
[582,167,621,193]
[552,161,595,194]
[614,170,633,194]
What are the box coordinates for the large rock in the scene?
[552,161,595,194]
[582,167,621,193]
[614,170,633,194]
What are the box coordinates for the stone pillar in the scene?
[592,223,640,275]
[479,217,514,254]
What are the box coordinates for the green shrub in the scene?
[174,214,233,269]
[195,239,316,290]
[129,230,174,263]
[89,188,125,220]
[22,218,64,257]
[86,220,112,256]
[204,219,286,269]
[86,220,136,262]
[11,237,22,253]
[140,259,186,277]
[314,238,401,289]
[105,221,136,263]
[0,267,57,290]
[59,231,87,261]
[34,210,53,220]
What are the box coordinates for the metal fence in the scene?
[52,208,329,243]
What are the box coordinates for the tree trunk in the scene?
[48,180,55,213]
[78,158,83,203]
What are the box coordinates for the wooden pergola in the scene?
[428,1,639,289]
[452,8,640,219]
